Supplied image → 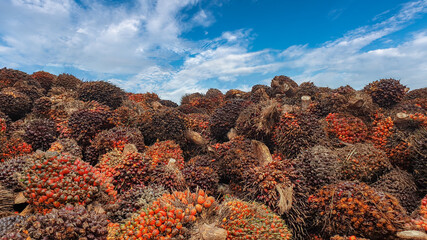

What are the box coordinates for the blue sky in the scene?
[0,0,426,102]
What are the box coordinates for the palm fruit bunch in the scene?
[112,189,217,239]
[52,73,82,90]
[181,91,224,115]
[159,100,178,108]
[106,185,169,223]
[411,195,427,232]
[149,158,187,192]
[273,112,325,158]
[0,156,29,192]
[31,71,56,92]
[363,78,407,108]
[295,145,340,195]
[0,185,14,215]
[324,113,368,144]
[0,215,26,237]
[310,90,348,118]
[49,138,83,158]
[113,151,150,193]
[13,79,45,103]
[4,204,108,240]
[139,108,186,145]
[336,143,392,183]
[242,157,293,215]
[282,81,320,106]
[220,198,292,240]
[183,113,210,136]
[309,181,408,239]
[236,100,281,146]
[0,137,32,163]
[0,88,32,120]
[145,140,185,170]
[78,81,126,109]
[209,99,252,142]
[369,112,413,168]
[85,126,145,165]
[177,103,205,114]
[183,157,219,195]
[23,118,58,151]
[250,84,272,103]
[225,89,249,100]
[373,168,419,213]
[32,96,53,117]
[270,75,298,97]
[106,185,148,223]
[330,236,369,240]
[22,151,116,213]
[211,136,259,184]
[127,92,160,109]
[113,100,146,128]
[404,87,427,101]
[0,68,34,89]
[408,128,426,196]
[68,107,116,149]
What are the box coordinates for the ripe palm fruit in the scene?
[0,68,34,89]
[220,197,292,240]
[113,189,217,239]
[309,181,409,239]
[364,78,407,108]
[22,151,116,213]
[325,113,368,144]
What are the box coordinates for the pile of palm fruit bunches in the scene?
[0,67,426,239]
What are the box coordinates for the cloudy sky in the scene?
[0,0,426,102]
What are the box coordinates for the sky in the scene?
[0,0,426,102]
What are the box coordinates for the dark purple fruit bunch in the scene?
[68,108,116,149]
[139,108,186,145]
[54,73,82,90]
[24,118,58,151]
[78,81,126,109]
[32,97,53,117]
[373,168,419,213]
[270,75,298,97]
[0,156,29,192]
[364,78,407,108]
[4,204,108,240]
[273,112,325,158]
[158,99,178,108]
[183,161,219,195]
[0,88,32,120]
[209,99,252,142]
[295,145,340,194]
[0,215,26,237]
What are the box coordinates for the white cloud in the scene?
[279,0,427,90]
